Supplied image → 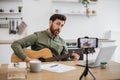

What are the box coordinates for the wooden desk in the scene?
[0,61,120,80]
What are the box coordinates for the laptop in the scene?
[76,46,117,68]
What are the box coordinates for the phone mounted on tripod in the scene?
[77,36,98,80]
[78,36,98,49]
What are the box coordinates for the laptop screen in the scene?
[76,46,117,67]
[94,46,117,66]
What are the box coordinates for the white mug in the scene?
[29,60,41,72]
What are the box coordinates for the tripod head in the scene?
[77,36,98,54]
[82,48,95,54]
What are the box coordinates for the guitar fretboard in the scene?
[44,48,95,62]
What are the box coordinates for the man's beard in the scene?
[50,25,60,36]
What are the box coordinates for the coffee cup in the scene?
[29,60,41,72]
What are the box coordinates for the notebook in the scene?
[76,46,117,68]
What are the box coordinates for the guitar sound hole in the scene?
[38,58,46,62]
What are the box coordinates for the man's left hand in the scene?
[72,52,80,61]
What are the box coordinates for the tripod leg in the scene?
[79,68,96,80]
[79,67,88,80]
[79,48,96,80]
[88,69,96,80]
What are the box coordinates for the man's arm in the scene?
[11,34,37,62]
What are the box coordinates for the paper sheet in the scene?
[41,63,75,73]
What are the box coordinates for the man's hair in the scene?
[49,14,67,22]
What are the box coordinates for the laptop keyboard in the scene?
[76,60,97,67]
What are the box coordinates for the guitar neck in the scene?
[45,53,72,62]
[44,48,95,62]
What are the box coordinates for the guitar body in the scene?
[11,48,53,62]
[11,47,94,62]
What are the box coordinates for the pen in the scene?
[50,64,58,68]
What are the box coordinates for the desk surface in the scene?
[0,61,120,80]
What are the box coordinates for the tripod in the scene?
[79,48,96,80]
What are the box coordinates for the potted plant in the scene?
[79,0,90,17]
[18,6,23,13]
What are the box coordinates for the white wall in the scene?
[23,0,52,34]
[0,0,23,40]
[0,0,120,64]
[23,0,120,39]
[0,44,13,64]
[1,0,120,39]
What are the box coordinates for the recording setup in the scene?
[77,36,98,80]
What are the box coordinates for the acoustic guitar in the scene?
[11,48,95,62]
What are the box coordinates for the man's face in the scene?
[49,19,65,36]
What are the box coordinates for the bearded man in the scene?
[11,14,80,62]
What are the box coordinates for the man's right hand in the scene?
[24,57,32,62]
[24,57,39,62]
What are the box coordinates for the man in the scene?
[11,14,80,62]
